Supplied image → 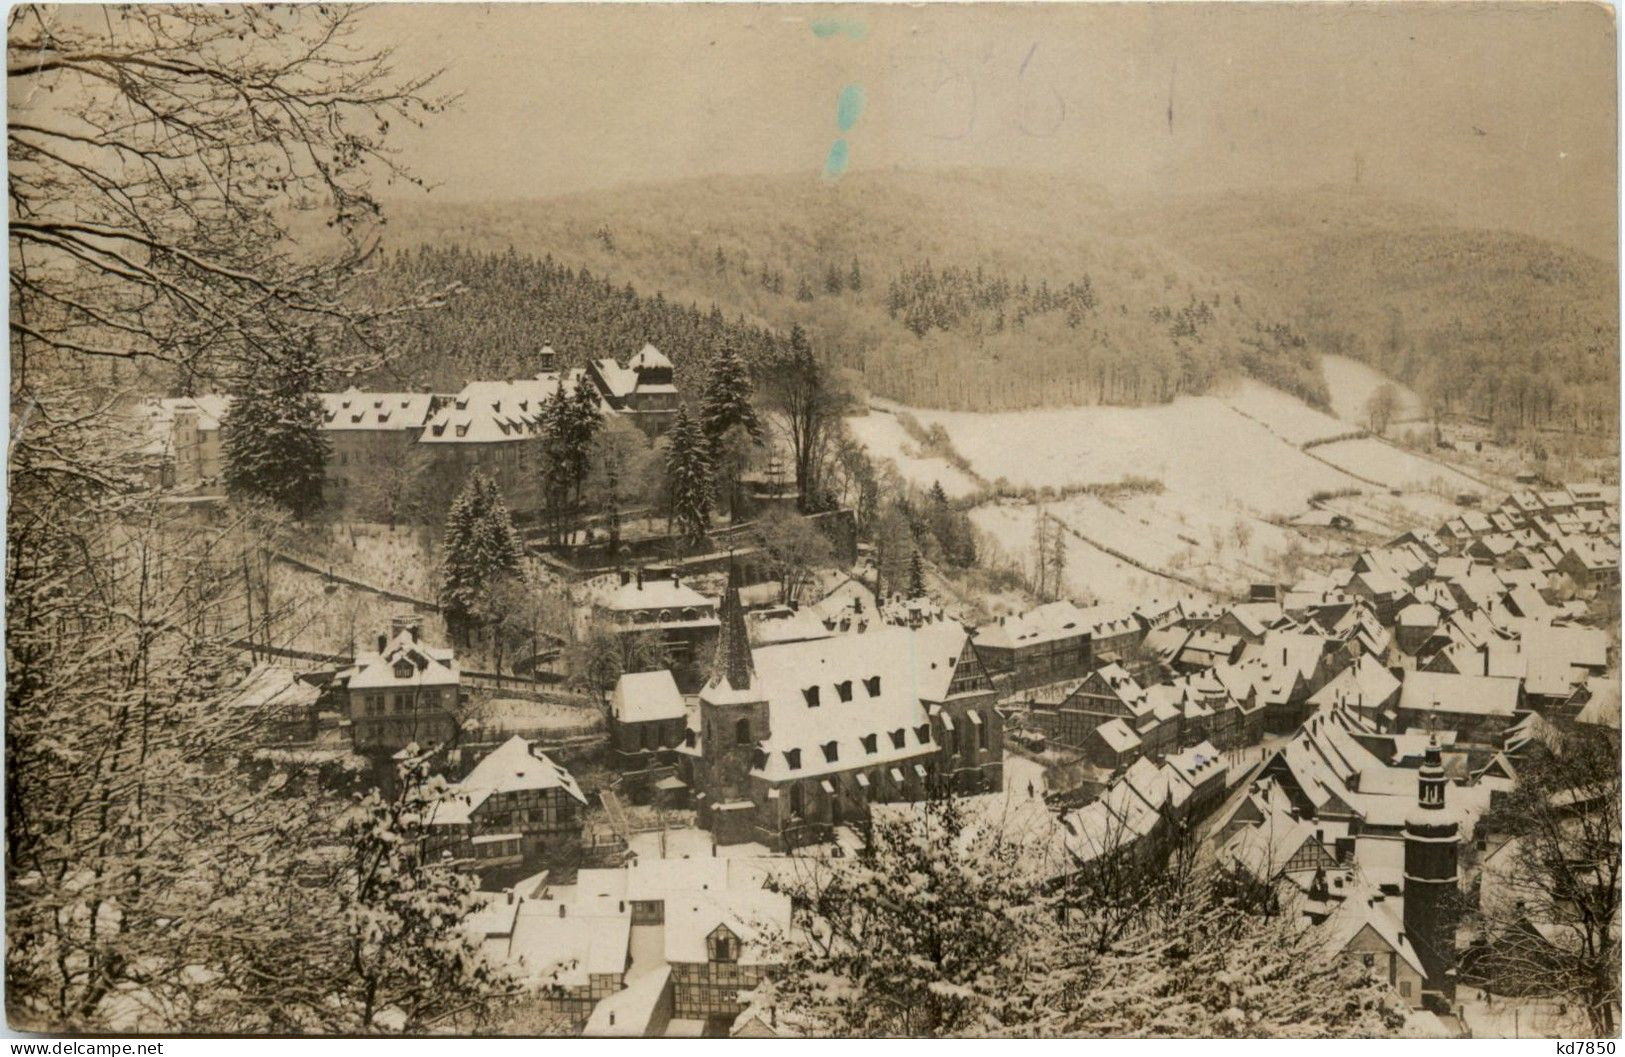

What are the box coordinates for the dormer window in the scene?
[864,676,882,697]
[707,925,740,964]
[889,729,905,749]
[862,733,878,754]
[802,686,821,708]
[822,741,839,764]
[752,748,768,770]
[784,749,801,770]
[393,659,415,680]
[836,680,853,703]
[915,724,931,745]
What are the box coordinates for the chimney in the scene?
[558,903,566,918]
[671,569,680,586]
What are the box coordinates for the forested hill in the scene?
[1123,187,1619,434]
[373,170,1328,411]
[370,171,1615,424]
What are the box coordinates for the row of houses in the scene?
[465,855,791,1037]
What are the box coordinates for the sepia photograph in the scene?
[5,0,1621,1041]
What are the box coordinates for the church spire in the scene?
[1417,731,1448,811]
[710,557,754,693]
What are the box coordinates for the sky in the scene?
[369,2,1618,259]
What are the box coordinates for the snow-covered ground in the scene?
[848,363,1492,610]
[844,406,983,498]
[1320,353,1422,425]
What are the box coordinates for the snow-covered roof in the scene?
[223,663,320,714]
[612,670,686,724]
[663,888,791,966]
[153,394,232,432]
[345,629,458,690]
[320,388,436,431]
[1398,670,1522,718]
[1317,885,1427,980]
[728,622,971,781]
[1308,655,1400,713]
[600,577,717,615]
[503,900,630,985]
[629,343,673,373]
[418,371,594,445]
[1095,716,1141,754]
[446,735,588,820]
[1575,680,1622,729]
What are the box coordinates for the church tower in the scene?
[1403,734,1460,1004]
[696,560,770,841]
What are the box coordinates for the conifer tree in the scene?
[908,548,927,598]
[824,262,845,295]
[664,405,714,546]
[222,344,330,519]
[699,340,763,443]
[848,256,863,293]
[440,471,524,640]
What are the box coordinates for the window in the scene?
[948,729,959,755]
[978,716,989,750]
[735,717,752,746]
[1362,953,1375,969]
[802,686,821,708]
[393,659,415,680]
[889,729,905,749]
[836,680,853,703]
[864,676,881,697]
[821,741,839,764]
[394,693,410,714]
[861,733,878,754]
[1399,980,1412,998]
[915,724,931,745]
[784,749,802,771]
[708,927,740,964]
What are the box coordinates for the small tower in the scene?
[697,560,770,818]
[1403,734,1460,1004]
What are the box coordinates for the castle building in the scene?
[150,345,680,510]
[1402,735,1461,1005]
[678,563,1003,851]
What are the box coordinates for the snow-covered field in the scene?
[1320,353,1422,425]
[850,359,1493,610]
[844,407,982,498]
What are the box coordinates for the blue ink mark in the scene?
[824,139,850,177]
[810,18,867,40]
[836,84,865,132]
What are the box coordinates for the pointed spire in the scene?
[710,557,754,693]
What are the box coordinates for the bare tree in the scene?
[1364,383,1401,437]
[8,5,450,390]
[1472,730,1621,1035]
